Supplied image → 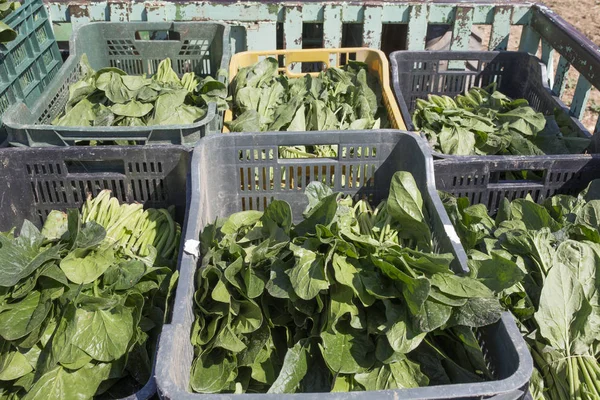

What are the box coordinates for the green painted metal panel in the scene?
[471,5,494,24]
[381,4,410,24]
[323,4,342,49]
[449,6,473,69]
[489,6,511,50]
[284,6,302,49]
[341,4,363,23]
[540,38,555,88]
[39,0,600,129]
[406,4,427,51]
[246,22,277,51]
[450,7,473,51]
[302,4,322,23]
[517,24,540,54]
[427,4,455,24]
[362,6,382,49]
[553,56,571,97]
[570,75,592,120]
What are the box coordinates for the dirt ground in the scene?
[473,0,600,133]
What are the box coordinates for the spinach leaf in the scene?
[0,190,181,399]
[191,171,503,394]
[413,86,589,156]
[54,56,228,130]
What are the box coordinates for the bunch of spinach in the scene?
[190,171,507,394]
[226,57,388,137]
[0,190,180,399]
[413,84,590,156]
[53,55,228,128]
[0,0,20,44]
[441,184,600,400]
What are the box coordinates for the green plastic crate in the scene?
[0,0,63,146]
[3,21,230,146]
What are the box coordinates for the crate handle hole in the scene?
[489,169,546,184]
[135,30,181,41]
[278,145,339,159]
[287,62,328,75]
[65,160,126,175]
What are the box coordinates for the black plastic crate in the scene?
[390,51,596,158]
[155,130,532,400]
[0,145,191,399]
[434,154,600,213]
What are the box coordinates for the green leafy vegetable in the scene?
[53,55,228,129]
[190,171,504,394]
[0,0,20,44]
[413,84,589,156]
[226,57,389,158]
[0,190,181,399]
[441,182,600,400]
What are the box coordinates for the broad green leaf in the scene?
[71,306,134,362]
[40,211,68,241]
[221,211,263,235]
[0,22,16,43]
[227,110,261,132]
[469,252,525,293]
[59,246,115,285]
[96,72,131,104]
[23,363,111,400]
[534,262,592,352]
[430,273,494,299]
[320,321,374,374]
[192,349,236,393]
[576,200,600,230]
[0,351,32,381]
[0,223,61,287]
[554,240,598,300]
[386,171,432,246]
[414,298,452,332]
[510,199,561,232]
[232,299,263,335]
[267,340,309,393]
[110,100,153,117]
[295,193,338,237]
[152,58,180,84]
[213,324,246,352]
[355,360,428,391]
[331,254,374,306]
[439,125,476,155]
[286,245,328,300]
[384,301,426,354]
[0,291,51,341]
[449,297,504,328]
[103,259,146,291]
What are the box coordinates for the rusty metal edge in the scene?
[47,0,538,7]
[531,2,600,89]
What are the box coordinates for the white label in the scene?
[184,239,200,257]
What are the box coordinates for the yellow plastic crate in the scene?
[223,47,406,132]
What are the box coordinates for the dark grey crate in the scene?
[3,21,230,146]
[155,130,532,400]
[0,145,191,399]
[389,51,596,158]
[434,154,600,214]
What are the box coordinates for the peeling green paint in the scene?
[44,0,600,130]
